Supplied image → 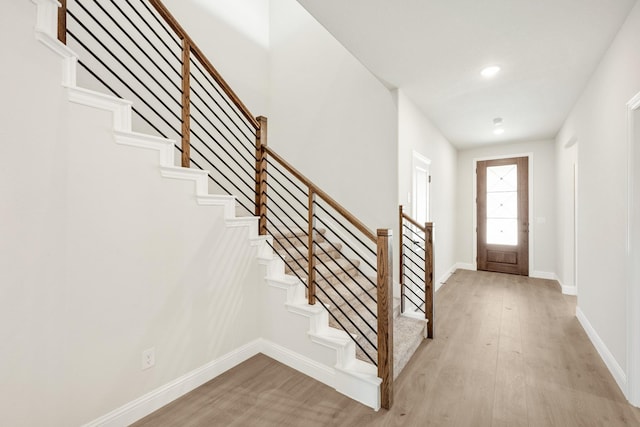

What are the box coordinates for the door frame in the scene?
[472,152,534,275]
[411,150,431,223]
[626,91,640,406]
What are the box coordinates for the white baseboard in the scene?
[82,340,262,427]
[555,276,577,296]
[259,338,335,388]
[435,264,458,292]
[530,270,557,280]
[576,307,627,394]
[260,338,380,410]
[455,262,476,271]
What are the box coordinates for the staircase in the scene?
[27,0,434,421]
[272,231,427,378]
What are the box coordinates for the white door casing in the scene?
[626,91,640,407]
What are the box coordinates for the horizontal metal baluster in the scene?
[313,254,377,324]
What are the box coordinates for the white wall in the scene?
[456,140,557,277]
[555,0,640,388]
[396,90,458,287]
[162,0,270,116]
[0,2,263,425]
[268,0,398,233]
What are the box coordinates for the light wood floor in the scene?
[133,270,640,426]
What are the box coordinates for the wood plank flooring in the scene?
[133,270,640,426]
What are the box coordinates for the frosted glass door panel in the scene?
[486,165,518,245]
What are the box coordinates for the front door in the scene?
[477,157,529,275]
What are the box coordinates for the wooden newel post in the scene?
[425,223,434,339]
[398,206,405,314]
[308,191,317,305]
[58,0,67,44]
[181,39,191,168]
[377,228,394,409]
[255,116,268,235]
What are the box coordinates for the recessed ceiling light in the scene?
[481,66,501,78]
[493,128,505,135]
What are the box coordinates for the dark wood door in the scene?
[477,157,529,275]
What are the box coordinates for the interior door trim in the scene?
[472,152,534,275]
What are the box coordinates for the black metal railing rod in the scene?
[402,270,424,291]
[314,215,377,272]
[265,223,310,281]
[189,149,242,196]
[314,235,375,292]
[402,224,426,241]
[69,32,182,139]
[265,169,307,206]
[401,290,425,313]
[314,272,377,346]
[265,157,308,198]
[94,0,182,89]
[68,11,182,124]
[401,245,426,273]
[313,253,377,322]
[402,234,426,248]
[314,286,378,360]
[189,103,255,172]
[314,239,377,301]
[190,58,256,137]
[108,0,182,73]
[264,173,307,214]
[402,275,425,301]
[402,240,426,261]
[403,231,426,245]
[124,0,182,57]
[402,285,426,309]
[314,227,377,290]
[264,177,308,223]
[189,113,257,184]
[188,136,256,212]
[266,216,309,259]
[314,294,377,365]
[189,70,256,154]
[264,191,308,237]
[315,202,377,257]
[136,0,183,49]
[76,61,177,145]
[75,1,181,108]
[264,240,307,286]
[264,217,308,262]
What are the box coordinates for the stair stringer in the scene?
[257,253,382,410]
[32,0,381,414]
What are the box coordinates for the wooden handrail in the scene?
[401,210,432,233]
[263,145,377,243]
[147,0,259,130]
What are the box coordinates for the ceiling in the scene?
[296,0,637,149]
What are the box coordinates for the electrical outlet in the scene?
[142,347,155,370]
